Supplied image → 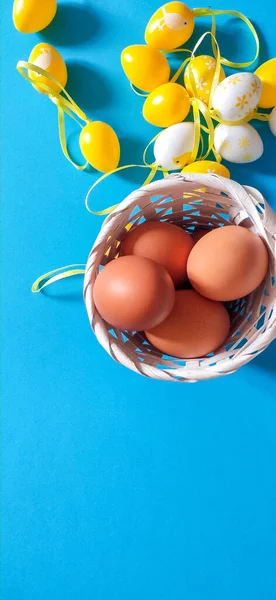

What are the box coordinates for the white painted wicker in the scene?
[84,173,276,382]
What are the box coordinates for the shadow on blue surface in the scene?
[39,3,101,46]
[253,340,276,372]
[66,62,111,113]
[187,19,269,66]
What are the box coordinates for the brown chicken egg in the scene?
[121,220,194,284]
[93,255,175,331]
[192,229,209,243]
[187,225,269,301]
[145,290,230,358]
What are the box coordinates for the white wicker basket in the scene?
[84,173,276,382]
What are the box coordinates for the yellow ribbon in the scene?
[84,164,162,215]
[32,264,86,293]
[193,8,259,68]
[17,60,89,170]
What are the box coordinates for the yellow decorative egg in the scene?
[214,123,263,163]
[28,43,67,94]
[145,1,194,50]
[79,121,120,173]
[255,58,276,108]
[143,82,191,127]
[154,122,195,170]
[212,73,262,122]
[121,45,170,93]
[13,0,57,33]
[184,55,225,104]
[181,160,230,177]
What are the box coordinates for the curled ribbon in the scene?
[17,60,89,170]
[32,264,86,293]
[192,7,259,69]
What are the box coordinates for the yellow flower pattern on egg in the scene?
[212,73,262,122]
[238,136,250,149]
[184,55,225,105]
[236,95,248,110]
[243,152,254,161]
[214,123,263,163]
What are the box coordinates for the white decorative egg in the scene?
[214,123,264,163]
[154,122,195,170]
[212,73,262,122]
[269,106,276,136]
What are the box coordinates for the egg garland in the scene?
[118,3,276,181]
[16,45,120,173]
[13,0,276,208]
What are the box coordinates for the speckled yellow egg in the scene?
[143,83,191,127]
[145,1,194,50]
[181,160,230,177]
[28,43,67,94]
[13,0,57,33]
[121,45,170,92]
[255,58,276,108]
[184,55,225,104]
[79,121,120,173]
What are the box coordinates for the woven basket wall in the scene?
[84,173,276,382]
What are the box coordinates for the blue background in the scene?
[1,0,276,598]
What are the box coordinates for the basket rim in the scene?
[84,173,276,382]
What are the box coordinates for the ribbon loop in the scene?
[32,265,86,293]
[17,61,89,169]
[193,8,259,68]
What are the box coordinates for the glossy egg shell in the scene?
[93,255,175,331]
[214,123,263,164]
[121,45,170,93]
[187,225,269,301]
[145,1,194,50]
[121,220,194,284]
[154,122,195,170]
[143,83,191,128]
[255,58,276,108]
[184,55,225,105]
[79,121,120,172]
[212,73,262,122]
[181,160,230,177]
[28,43,67,93]
[145,289,230,358]
[13,0,56,33]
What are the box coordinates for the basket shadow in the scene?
[38,3,101,46]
